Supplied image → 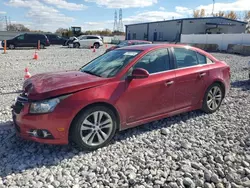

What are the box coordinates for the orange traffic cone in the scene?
[93,46,96,52]
[33,51,38,60]
[24,68,31,79]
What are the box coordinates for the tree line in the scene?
[193,9,250,21]
[5,24,125,37]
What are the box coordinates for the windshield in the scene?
[80,49,142,78]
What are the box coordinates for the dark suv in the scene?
[2,33,50,49]
[45,34,67,45]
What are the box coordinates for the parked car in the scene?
[2,33,50,49]
[105,40,152,53]
[249,61,250,79]
[45,34,67,45]
[12,44,230,150]
[72,35,103,49]
[65,36,78,47]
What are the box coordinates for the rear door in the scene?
[172,47,211,110]
[26,34,38,47]
[87,36,95,47]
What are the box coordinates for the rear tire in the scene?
[94,43,100,49]
[70,106,117,150]
[40,44,45,49]
[202,83,224,113]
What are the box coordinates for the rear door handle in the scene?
[165,80,174,86]
[199,72,207,77]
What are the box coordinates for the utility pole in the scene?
[113,10,118,32]
[5,16,8,31]
[8,16,11,26]
[212,0,215,16]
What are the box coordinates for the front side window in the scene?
[174,48,199,68]
[130,48,170,74]
[80,49,142,78]
[17,34,24,40]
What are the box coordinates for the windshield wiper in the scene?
[82,70,102,77]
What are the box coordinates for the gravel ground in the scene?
[0,46,250,188]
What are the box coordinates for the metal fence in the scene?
[181,33,250,51]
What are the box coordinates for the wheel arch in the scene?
[212,80,226,98]
[68,102,121,139]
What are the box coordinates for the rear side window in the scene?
[87,36,99,39]
[174,48,199,68]
[207,57,214,64]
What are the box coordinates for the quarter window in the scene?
[174,48,199,68]
[131,48,170,74]
[196,52,207,65]
[207,57,214,64]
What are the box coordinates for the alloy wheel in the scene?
[9,44,15,49]
[206,86,222,111]
[80,111,113,146]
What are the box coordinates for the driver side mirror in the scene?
[128,68,149,79]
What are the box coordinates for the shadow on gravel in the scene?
[231,79,250,91]
[0,110,206,179]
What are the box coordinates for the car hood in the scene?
[23,70,108,100]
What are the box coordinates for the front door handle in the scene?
[199,72,207,77]
[165,80,174,86]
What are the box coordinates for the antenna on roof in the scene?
[212,0,215,16]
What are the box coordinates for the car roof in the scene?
[118,43,187,50]
[118,43,218,61]
[80,35,101,37]
[126,40,151,42]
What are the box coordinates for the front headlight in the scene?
[29,94,71,114]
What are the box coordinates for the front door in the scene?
[79,36,89,48]
[120,48,176,123]
[172,47,210,110]
[15,34,26,47]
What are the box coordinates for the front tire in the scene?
[74,43,80,48]
[8,44,15,49]
[70,106,117,150]
[202,83,224,113]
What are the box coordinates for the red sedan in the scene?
[12,44,230,150]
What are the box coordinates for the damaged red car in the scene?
[12,44,230,150]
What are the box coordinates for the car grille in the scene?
[12,93,28,114]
